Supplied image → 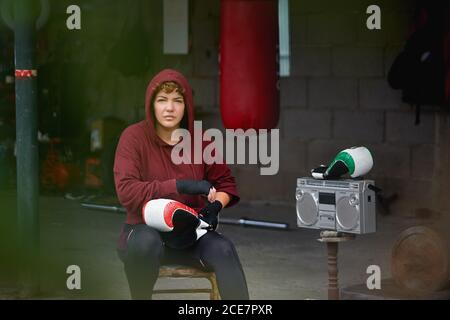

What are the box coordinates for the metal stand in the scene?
[318,231,355,300]
[13,0,40,297]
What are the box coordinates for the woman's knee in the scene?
[201,233,238,259]
[126,225,164,260]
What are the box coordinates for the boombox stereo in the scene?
[296,178,376,234]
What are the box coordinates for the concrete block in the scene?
[290,15,308,46]
[192,20,218,48]
[291,46,332,77]
[189,78,217,108]
[356,13,388,45]
[386,111,435,145]
[379,177,433,217]
[235,166,285,202]
[368,143,411,179]
[309,78,358,109]
[384,12,414,45]
[282,110,332,140]
[307,13,357,45]
[333,111,384,142]
[360,78,403,110]
[192,0,220,21]
[279,138,308,173]
[376,0,416,12]
[194,46,219,77]
[333,47,384,77]
[290,0,379,15]
[411,144,436,181]
[160,54,194,77]
[197,109,224,131]
[280,77,307,108]
[281,171,305,203]
[290,0,327,15]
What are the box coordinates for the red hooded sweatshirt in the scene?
[113,69,240,225]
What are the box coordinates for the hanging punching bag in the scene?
[220,0,279,130]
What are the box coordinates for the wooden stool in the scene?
[153,265,220,300]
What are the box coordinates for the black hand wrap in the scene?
[198,200,223,231]
[176,180,212,195]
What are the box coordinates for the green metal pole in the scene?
[14,0,40,297]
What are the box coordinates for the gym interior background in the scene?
[0,0,449,300]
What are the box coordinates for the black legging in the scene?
[117,224,249,300]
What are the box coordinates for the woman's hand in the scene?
[198,200,223,230]
[207,187,217,203]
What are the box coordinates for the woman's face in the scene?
[153,90,185,131]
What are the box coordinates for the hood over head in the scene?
[145,69,195,145]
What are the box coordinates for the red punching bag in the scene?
[220,0,280,130]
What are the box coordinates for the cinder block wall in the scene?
[42,0,438,217]
[273,0,434,218]
[193,0,438,218]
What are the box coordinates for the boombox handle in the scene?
[368,184,382,193]
[366,184,398,216]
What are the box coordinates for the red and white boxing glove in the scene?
[142,199,210,249]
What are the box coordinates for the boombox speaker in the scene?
[296,178,376,234]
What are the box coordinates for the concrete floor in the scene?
[0,193,434,300]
